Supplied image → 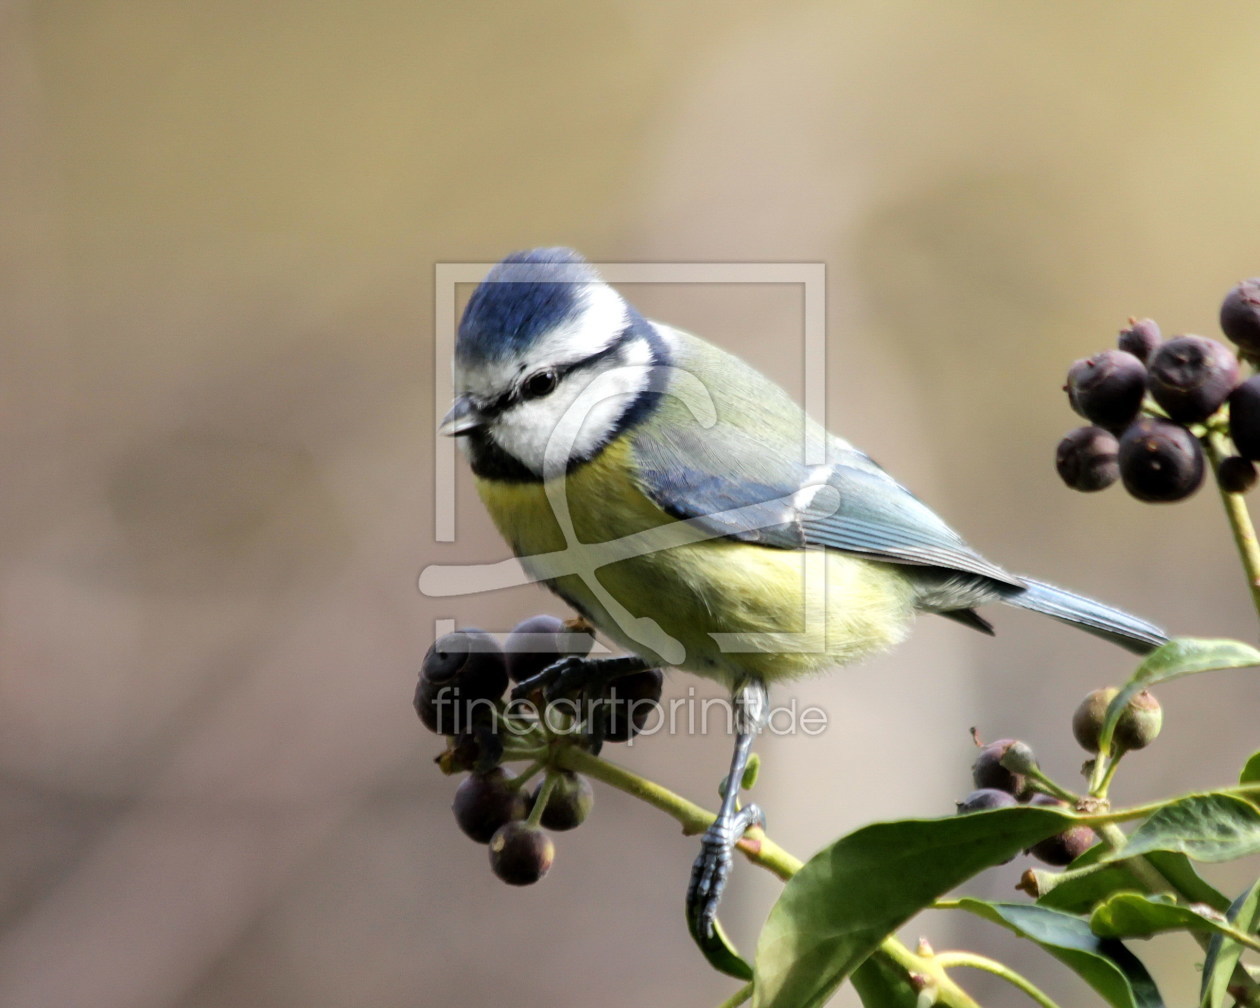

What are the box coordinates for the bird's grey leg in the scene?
[686,678,767,965]
[509,654,649,703]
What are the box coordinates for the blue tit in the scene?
[439,247,1167,975]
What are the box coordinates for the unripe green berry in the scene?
[1115,689,1162,751]
[1071,687,1118,754]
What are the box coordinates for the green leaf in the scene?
[1090,891,1245,942]
[849,952,920,1008]
[1201,879,1260,1008]
[1098,638,1260,760]
[1037,851,1229,915]
[1106,793,1260,864]
[1241,750,1260,786]
[752,805,1076,1008]
[1143,851,1232,912]
[951,899,1163,1008]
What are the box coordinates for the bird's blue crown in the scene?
[457,248,601,363]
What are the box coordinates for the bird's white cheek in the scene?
[492,366,649,477]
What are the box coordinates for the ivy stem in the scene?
[932,951,1062,1008]
[524,771,558,829]
[559,746,984,1007]
[1205,431,1260,628]
[508,760,544,791]
[1093,821,1178,896]
[1094,750,1124,798]
[714,981,753,1008]
[558,745,803,878]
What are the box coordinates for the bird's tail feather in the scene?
[1003,578,1168,655]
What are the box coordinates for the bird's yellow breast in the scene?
[476,438,916,685]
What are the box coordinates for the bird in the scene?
[438,246,1168,974]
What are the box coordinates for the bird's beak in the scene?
[439,395,487,437]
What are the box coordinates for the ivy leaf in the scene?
[1240,750,1260,786]
[1090,891,1246,943]
[1035,851,1228,915]
[752,805,1073,1008]
[1201,879,1260,1008]
[951,899,1163,1008]
[1104,793,1260,864]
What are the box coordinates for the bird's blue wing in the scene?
[796,463,1022,586]
[626,329,1020,587]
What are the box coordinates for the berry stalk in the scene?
[1205,430,1260,628]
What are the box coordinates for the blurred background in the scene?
[3,2,1259,1006]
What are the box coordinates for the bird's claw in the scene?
[686,803,764,942]
[686,803,762,979]
[509,655,591,703]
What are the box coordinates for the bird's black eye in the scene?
[522,369,559,400]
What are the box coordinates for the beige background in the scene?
[3,3,1259,1006]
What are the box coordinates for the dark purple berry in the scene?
[956,788,1017,814]
[1117,318,1161,362]
[415,630,508,735]
[1027,796,1096,866]
[1146,335,1239,424]
[504,614,594,684]
[1219,279,1260,364]
[1229,376,1260,460]
[452,768,528,843]
[1218,456,1257,494]
[1065,350,1147,431]
[971,739,1033,801]
[594,669,664,743]
[1056,426,1119,492]
[531,771,593,831]
[489,822,554,885]
[1117,418,1205,503]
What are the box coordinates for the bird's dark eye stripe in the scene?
[478,337,630,417]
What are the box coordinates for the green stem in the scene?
[714,981,753,1008]
[873,941,984,1008]
[525,771,559,829]
[933,951,1062,1008]
[560,744,807,875]
[559,745,984,1006]
[1206,432,1260,628]
[1022,763,1080,804]
[1090,749,1125,799]
[508,760,544,791]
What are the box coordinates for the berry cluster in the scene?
[416,616,663,886]
[956,685,1162,866]
[1056,279,1260,502]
